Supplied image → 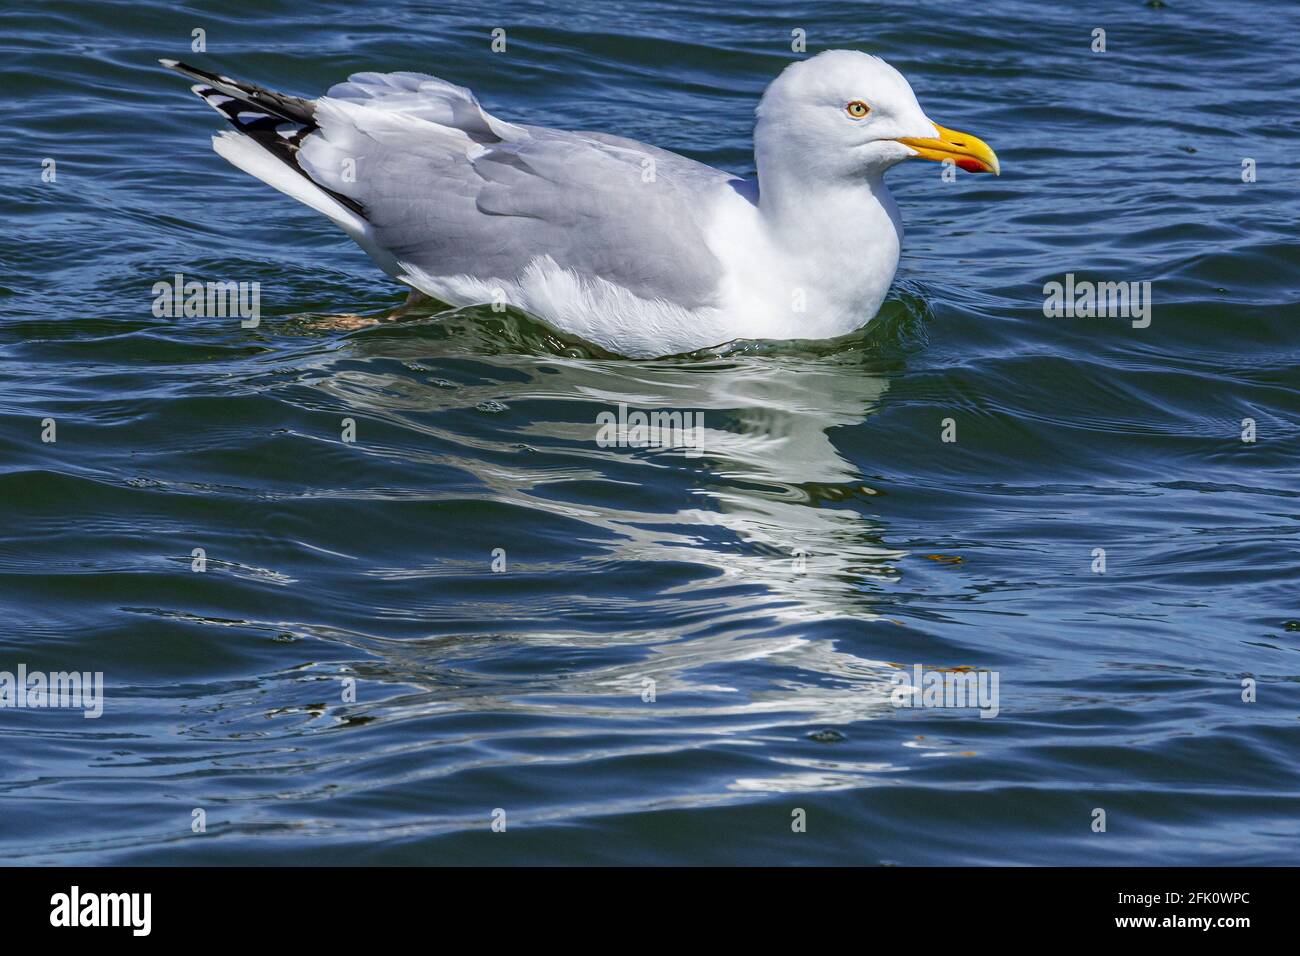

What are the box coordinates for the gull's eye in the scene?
[846,100,870,118]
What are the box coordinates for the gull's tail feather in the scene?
[159,58,368,223]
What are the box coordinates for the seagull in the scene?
[161,51,998,358]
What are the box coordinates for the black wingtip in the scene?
[157,59,316,125]
[159,59,212,83]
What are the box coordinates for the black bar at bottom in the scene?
[0,865,1280,940]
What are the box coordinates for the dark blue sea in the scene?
[2,0,1298,864]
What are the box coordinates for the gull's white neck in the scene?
[711,158,903,343]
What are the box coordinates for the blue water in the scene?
[2,0,1299,864]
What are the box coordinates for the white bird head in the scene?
[754,50,1000,187]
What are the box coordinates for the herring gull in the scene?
[161,51,999,358]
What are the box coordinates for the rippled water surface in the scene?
[3,0,1299,864]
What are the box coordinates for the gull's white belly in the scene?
[402,257,732,358]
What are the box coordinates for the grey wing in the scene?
[295,76,734,308]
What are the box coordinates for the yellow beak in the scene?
[895,122,1000,175]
